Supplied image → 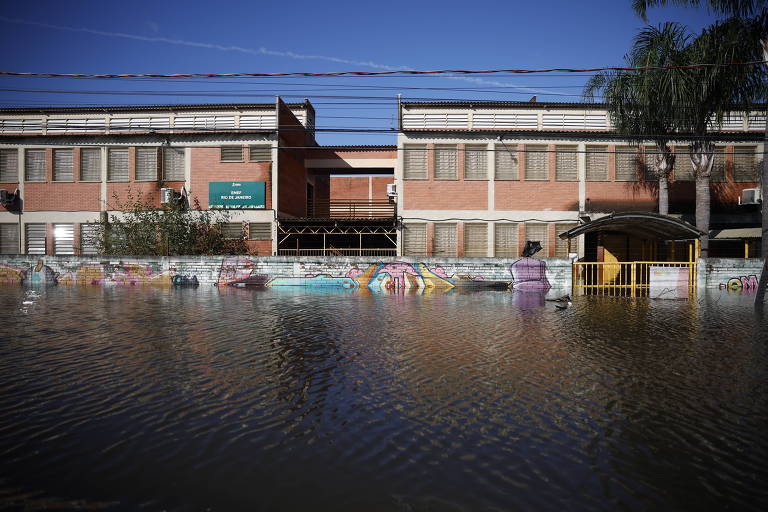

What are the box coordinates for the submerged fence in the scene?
[573,261,697,297]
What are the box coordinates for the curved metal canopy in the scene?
[558,212,705,241]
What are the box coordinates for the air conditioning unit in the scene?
[739,188,762,205]
[160,187,175,204]
[386,183,397,197]
[0,189,17,206]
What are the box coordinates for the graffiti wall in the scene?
[705,258,765,295]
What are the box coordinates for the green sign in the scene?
[209,181,266,209]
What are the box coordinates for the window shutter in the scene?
[615,148,639,181]
[525,145,548,180]
[433,223,457,257]
[402,223,426,256]
[53,223,74,255]
[0,224,19,254]
[248,222,272,240]
[80,148,101,181]
[249,145,271,162]
[711,147,726,182]
[463,223,488,257]
[733,146,756,182]
[219,223,243,239]
[672,146,693,181]
[80,224,99,254]
[163,147,185,181]
[25,149,46,182]
[586,146,608,181]
[25,223,46,254]
[555,145,577,181]
[403,144,427,179]
[53,149,73,181]
[0,149,18,182]
[107,149,129,182]
[494,223,518,257]
[555,223,577,258]
[524,223,549,258]
[464,145,487,180]
[495,145,519,180]
[135,148,158,181]
[434,145,457,180]
[221,146,244,162]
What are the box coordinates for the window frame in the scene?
[220,145,244,162]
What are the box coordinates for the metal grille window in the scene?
[0,149,18,182]
[586,146,608,181]
[463,223,488,257]
[221,146,244,162]
[434,145,458,180]
[107,148,129,182]
[464,145,487,180]
[555,145,577,181]
[554,223,577,258]
[135,148,158,181]
[615,147,639,181]
[163,147,185,181]
[733,146,757,182]
[219,223,244,239]
[674,146,693,181]
[248,222,271,240]
[711,147,726,182]
[25,149,46,182]
[80,148,102,181]
[402,223,427,256]
[53,149,73,182]
[0,224,19,254]
[433,223,457,257]
[53,223,74,255]
[25,223,46,254]
[643,146,659,181]
[79,224,99,254]
[525,145,548,180]
[403,144,427,179]
[495,145,519,180]
[524,223,549,258]
[249,145,271,162]
[494,223,519,257]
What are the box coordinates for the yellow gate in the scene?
[572,261,698,297]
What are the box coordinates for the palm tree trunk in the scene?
[691,142,715,259]
[658,175,669,215]
[654,145,674,216]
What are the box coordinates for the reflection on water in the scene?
[0,286,767,511]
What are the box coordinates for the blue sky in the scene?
[0,0,723,145]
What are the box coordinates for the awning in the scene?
[710,227,762,240]
[558,212,705,241]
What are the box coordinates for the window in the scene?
[524,223,549,258]
[463,223,488,257]
[433,223,457,257]
[219,223,244,239]
[711,147,726,182]
[525,145,548,180]
[221,146,244,162]
[643,146,659,181]
[555,223,577,258]
[163,147,185,181]
[25,223,46,254]
[80,148,101,181]
[53,149,73,182]
[135,148,158,181]
[495,144,519,180]
[673,146,693,181]
[434,145,458,180]
[615,147,640,181]
[494,223,519,257]
[0,149,18,182]
[249,145,271,162]
[464,145,487,180]
[0,224,19,254]
[555,145,577,181]
[586,146,608,181]
[25,149,46,182]
[248,223,271,240]
[733,146,757,182]
[403,144,427,179]
[107,148,129,182]
[53,223,74,255]
[402,223,426,256]
[79,224,99,254]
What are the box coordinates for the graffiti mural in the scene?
[0,262,27,284]
[217,257,269,287]
[509,258,551,291]
[719,275,760,294]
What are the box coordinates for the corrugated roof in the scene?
[0,102,309,114]
[711,228,762,239]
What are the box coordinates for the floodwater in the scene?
[0,285,767,512]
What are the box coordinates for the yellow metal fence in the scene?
[572,261,698,297]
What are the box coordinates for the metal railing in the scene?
[278,248,397,257]
[307,199,395,218]
[572,261,698,297]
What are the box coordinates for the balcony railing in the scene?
[278,248,397,257]
[307,199,396,218]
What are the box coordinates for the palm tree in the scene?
[632,0,762,21]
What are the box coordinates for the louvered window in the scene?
[0,149,18,182]
[249,145,271,162]
[494,223,519,257]
[524,223,549,258]
[615,147,639,181]
[643,146,660,181]
[221,146,244,162]
[163,147,185,181]
[555,145,577,181]
[53,149,73,182]
[403,144,427,179]
[463,223,488,257]
[80,148,101,181]
[433,223,457,257]
[53,223,74,255]
[0,224,19,254]
[25,223,46,254]
[79,224,99,254]
[219,223,243,239]
[733,146,757,182]
[464,145,487,180]
[525,145,548,180]
[495,145,519,180]
[135,148,158,181]
[402,223,426,256]
[434,145,458,180]
[586,146,608,181]
[248,222,272,240]
[107,148,129,182]
[555,223,577,258]
[711,147,726,182]
[25,149,46,182]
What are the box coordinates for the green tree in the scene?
[632,0,762,21]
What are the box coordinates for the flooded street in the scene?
[1,286,767,511]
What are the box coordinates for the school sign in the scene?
[208,181,266,209]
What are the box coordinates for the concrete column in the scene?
[578,143,587,212]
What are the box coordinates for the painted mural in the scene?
[719,275,760,294]
[509,258,551,291]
